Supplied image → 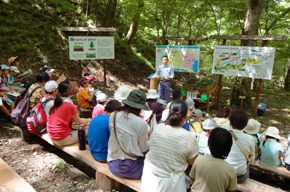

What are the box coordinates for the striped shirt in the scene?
[145,123,198,173]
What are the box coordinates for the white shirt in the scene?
[107,111,149,161]
[285,135,290,164]
[225,129,255,175]
[192,131,211,155]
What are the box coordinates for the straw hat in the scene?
[243,118,261,134]
[147,89,159,99]
[202,119,218,130]
[123,90,149,110]
[114,85,134,101]
[265,126,281,140]
[8,56,18,65]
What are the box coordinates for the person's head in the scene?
[8,56,20,67]
[104,100,122,113]
[172,89,182,101]
[243,118,261,135]
[264,126,281,142]
[79,78,89,88]
[122,89,148,116]
[229,110,248,130]
[44,80,58,96]
[148,101,164,122]
[40,65,55,77]
[217,106,231,118]
[1,64,10,76]
[162,55,169,65]
[208,127,233,159]
[9,66,20,76]
[192,109,203,121]
[35,71,51,85]
[166,100,188,127]
[146,89,159,101]
[96,92,108,105]
[185,98,195,117]
[202,119,218,131]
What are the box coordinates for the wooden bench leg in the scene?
[95,170,112,191]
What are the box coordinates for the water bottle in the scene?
[78,125,86,150]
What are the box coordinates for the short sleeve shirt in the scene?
[47,102,78,140]
[77,89,91,109]
[260,139,282,167]
[28,83,42,110]
[190,155,237,192]
[145,123,198,173]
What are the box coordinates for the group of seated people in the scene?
[4,64,290,191]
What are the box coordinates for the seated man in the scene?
[77,78,95,109]
[190,127,237,192]
[88,100,121,162]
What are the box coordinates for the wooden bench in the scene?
[39,134,285,192]
[250,161,290,180]
[0,158,36,192]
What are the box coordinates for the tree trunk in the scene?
[231,0,264,108]
[285,64,290,91]
[125,0,144,44]
[102,0,117,27]
[175,14,182,45]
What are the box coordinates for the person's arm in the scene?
[187,134,199,165]
[168,66,174,79]
[73,112,91,125]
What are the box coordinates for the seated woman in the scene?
[42,80,58,116]
[88,100,121,162]
[243,118,261,160]
[142,100,198,192]
[47,81,90,146]
[107,90,149,179]
[77,78,95,109]
[190,128,237,192]
[259,126,283,168]
[225,110,255,183]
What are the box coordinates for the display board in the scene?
[69,36,114,60]
[156,45,200,73]
[212,45,275,80]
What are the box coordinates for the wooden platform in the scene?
[39,134,285,192]
[0,158,36,192]
[250,161,290,180]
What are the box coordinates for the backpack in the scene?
[10,86,41,128]
[26,97,53,135]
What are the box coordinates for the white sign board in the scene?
[156,45,200,73]
[212,45,275,80]
[69,36,114,60]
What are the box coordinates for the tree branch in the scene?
[266,7,290,34]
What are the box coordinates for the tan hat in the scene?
[8,56,18,65]
[265,126,281,140]
[243,118,261,134]
[114,85,134,101]
[147,89,159,99]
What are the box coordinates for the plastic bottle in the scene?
[78,125,86,150]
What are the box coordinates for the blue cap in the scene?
[1,64,10,70]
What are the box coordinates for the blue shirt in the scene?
[260,139,282,167]
[88,114,110,161]
[156,64,174,79]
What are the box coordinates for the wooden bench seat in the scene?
[250,161,290,180]
[39,134,285,192]
[0,158,36,192]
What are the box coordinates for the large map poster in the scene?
[212,45,275,80]
[156,45,200,73]
[69,36,114,60]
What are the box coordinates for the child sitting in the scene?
[92,92,108,118]
[183,109,203,133]
[77,78,95,109]
[260,126,283,168]
[190,127,237,192]
[243,118,261,160]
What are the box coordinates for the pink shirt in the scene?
[47,102,77,140]
[92,104,105,118]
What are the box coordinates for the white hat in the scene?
[202,119,218,130]
[10,66,20,73]
[44,80,58,93]
[243,118,261,134]
[147,89,159,99]
[185,98,195,107]
[114,85,134,101]
[192,109,203,117]
[96,92,108,103]
[1,64,10,70]
[265,126,281,140]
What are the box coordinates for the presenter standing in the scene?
[156,55,174,103]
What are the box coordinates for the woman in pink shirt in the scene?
[47,81,90,146]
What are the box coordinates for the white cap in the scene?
[114,85,134,101]
[265,126,281,140]
[192,109,203,117]
[185,98,195,107]
[10,66,20,73]
[243,118,261,134]
[44,80,58,93]
[147,89,159,99]
[202,119,217,130]
[96,92,108,103]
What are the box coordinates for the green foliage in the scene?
[52,160,68,172]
